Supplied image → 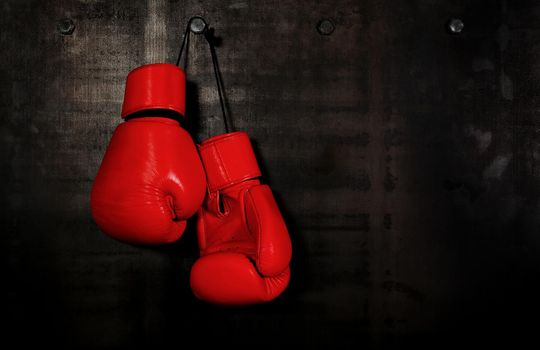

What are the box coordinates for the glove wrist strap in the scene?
[199,132,261,192]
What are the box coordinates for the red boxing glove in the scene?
[190,132,292,305]
[91,64,206,245]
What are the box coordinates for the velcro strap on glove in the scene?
[199,131,261,192]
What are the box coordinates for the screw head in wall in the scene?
[189,16,207,34]
[317,18,335,36]
[57,18,75,35]
[447,18,464,34]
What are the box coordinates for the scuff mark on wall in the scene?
[229,2,248,9]
[472,58,495,72]
[144,0,167,62]
[465,125,492,153]
[500,72,513,101]
[483,154,512,180]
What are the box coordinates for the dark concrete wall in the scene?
[3,0,540,347]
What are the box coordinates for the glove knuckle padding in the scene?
[190,253,290,305]
[91,119,205,244]
[245,185,292,277]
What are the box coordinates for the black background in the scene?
[3,0,540,348]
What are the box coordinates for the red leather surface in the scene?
[191,132,292,305]
[191,253,290,305]
[121,63,186,118]
[91,117,206,245]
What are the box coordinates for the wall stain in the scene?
[384,166,397,192]
[384,128,404,150]
[382,281,425,303]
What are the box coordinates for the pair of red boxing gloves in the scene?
[91,63,291,305]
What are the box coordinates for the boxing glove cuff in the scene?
[121,63,186,118]
[199,132,261,192]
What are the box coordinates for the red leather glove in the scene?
[190,132,292,305]
[91,64,206,245]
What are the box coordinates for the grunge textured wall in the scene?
[3,0,540,347]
